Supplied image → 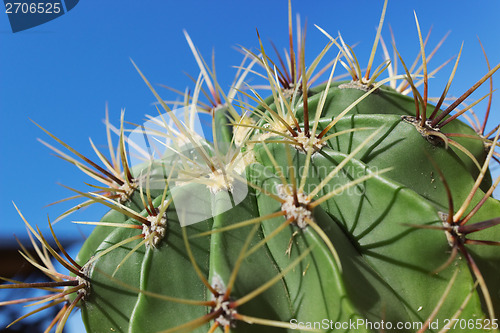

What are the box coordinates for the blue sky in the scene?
[1,1,500,329]
[1,0,500,248]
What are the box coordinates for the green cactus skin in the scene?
[3,1,500,333]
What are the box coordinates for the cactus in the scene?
[2,1,500,332]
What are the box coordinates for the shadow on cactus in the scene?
[2,0,500,332]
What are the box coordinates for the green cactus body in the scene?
[3,1,500,333]
[73,73,500,331]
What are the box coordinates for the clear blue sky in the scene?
[1,0,500,331]
[1,0,500,244]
